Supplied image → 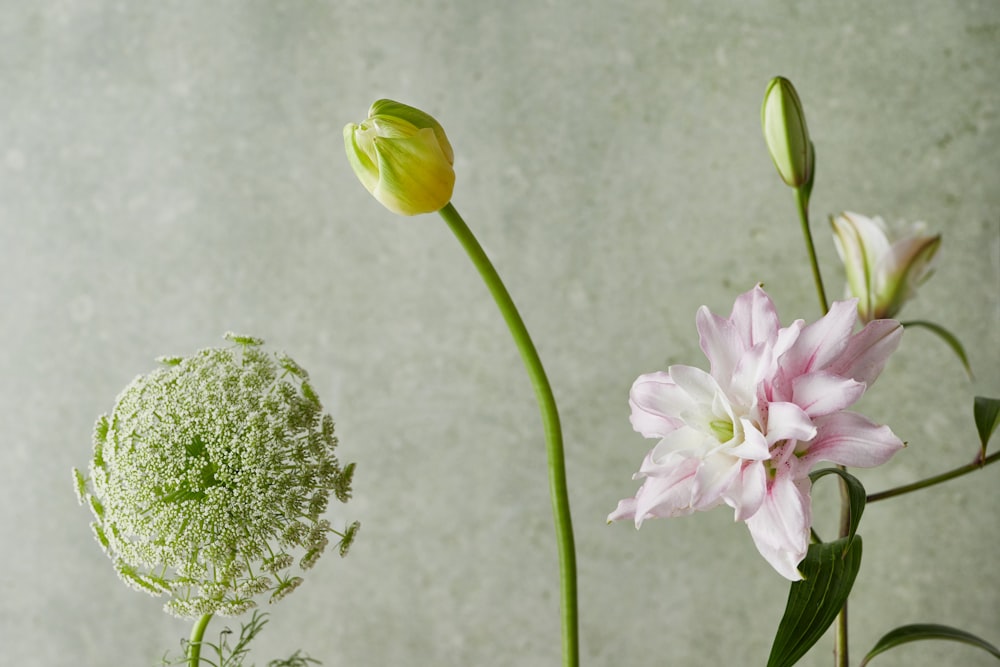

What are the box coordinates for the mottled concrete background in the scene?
[2,1,998,665]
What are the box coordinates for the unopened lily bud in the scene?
[344,99,455,216]
[831,212,941,322]
[761,76,814,188]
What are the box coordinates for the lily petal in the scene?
[648,426,717,465]
[764,401,817,445]
[691,453,742,511]
[730,286,781,350]
[827,319,902,388]
[729,418,772,460]
[697,307,741,384]
[745,474,812,581]
[629,372,688,438]
[791,371,866,417]
[780,298,857,377]
[800,411,904,468]
[724,460,767,521]
[632,457,703,523]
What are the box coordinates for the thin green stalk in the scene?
[794,186,829,314]
[867,449,1000,503]
[438,202,578,667]
[793,185,844,666]
[188,613,213,667]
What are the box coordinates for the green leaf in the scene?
[860,623,1000,666]
[973,396,1000,460]
[767,536,863,667]
[808,468,866,542]
[901,320,973,379]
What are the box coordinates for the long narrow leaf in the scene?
[901,320,973,379]
[809,468,866,543]
[860,623,1000,666]
[767,536,863,667]
[973,396,1000,460]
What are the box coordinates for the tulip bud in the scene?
[761,77,814,188]
[344,99,455,216]
[831,212,941,322]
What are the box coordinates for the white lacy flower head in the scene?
[73,333,359,618]
[831,212,941,323]
[609,287,904,580]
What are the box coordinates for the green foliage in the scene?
[767,469,867,666]
[973,396,1000,460]
[808,468,866,542]
[160,612,321,667]
[860,623,1000,666]
[767,537,863,667]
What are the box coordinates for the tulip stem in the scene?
[188,613,213,667]
[794,186,829,315]
[867,449,1000,502]
[438,202,578,667]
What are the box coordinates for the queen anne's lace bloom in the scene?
[609,287,904,580]
[73,333,359,617]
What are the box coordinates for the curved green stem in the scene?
[794,186,829,314]
[867,449,1000,503]
[188,613,213,667]
[438,202,578,667]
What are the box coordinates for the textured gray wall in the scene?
[2,1,998,665]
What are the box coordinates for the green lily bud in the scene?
[344,99,455,216]
[761,76,814,188]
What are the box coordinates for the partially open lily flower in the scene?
[609,287,904,580]
[831,212,941,323]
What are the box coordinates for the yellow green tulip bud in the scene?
[344,99,455,216]
[761,77,814,188]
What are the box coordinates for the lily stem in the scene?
[867,449,1000,502]
[793,185,844,667]
[188,613,213,667]
[438,202,579,667]
[795,186,829,315]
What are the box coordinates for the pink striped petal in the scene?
[724,460,767,521]
[801,411,904,468]
[791,371,866,417]
[780,298,858,376]
[730,286,781,350]
[745,474,812,580]
[629,371,688,438]
[607,496,638,523]
[632,457,702,523]
[691,454,742,510]
[697,307,741,383]
[827,319,902,388]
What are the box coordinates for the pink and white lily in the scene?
[609,286,904,580]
